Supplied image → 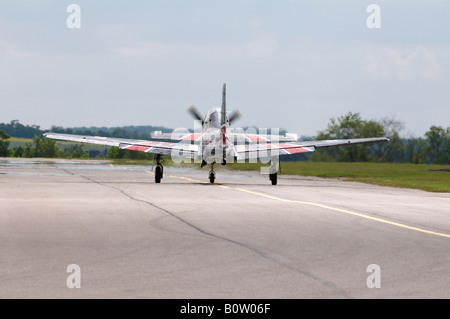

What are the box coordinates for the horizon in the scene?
[1,117,444,140]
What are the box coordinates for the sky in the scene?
[0,0,449,137]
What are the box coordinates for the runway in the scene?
[1,158,449,298]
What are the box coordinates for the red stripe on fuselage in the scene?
[221,126,226,145]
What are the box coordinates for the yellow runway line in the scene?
[235,188,450,239]
[142,170,450,239]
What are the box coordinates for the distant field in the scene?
[8,137,33,147]
[227,161,450,193]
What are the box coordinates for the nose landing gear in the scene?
[209,163,215,184]
[154,154,164,183]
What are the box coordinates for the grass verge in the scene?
[227,161,450,193]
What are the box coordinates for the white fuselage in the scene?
[200,108,231,164]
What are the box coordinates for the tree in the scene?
[59,144,88,159]
[376,116,405,163]
[425,126,449,164]
[0,130,11,157]
[310,112,385,162]
[23,142,33,158]
[14,146,25,158]
[404,137,427,164]
[68,145,88,159]
[106,146,153,160]
[40,137,59,158]
[15,135,60,158]
[112,127,128,138]
[31,135,43,157]
[0,120,43,138]
[107,146,126,159]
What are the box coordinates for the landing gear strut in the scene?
[209,163,215,184]
[154,154,164,183]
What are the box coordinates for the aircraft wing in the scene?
[295,137,389,149]
[150,131,204,141]
[43,133,199,159]
[227,132,298,143]
[235,137,389,160]
[149,131,298,142]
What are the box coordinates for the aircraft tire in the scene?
[270,172,277,185]
[155,166,162,183]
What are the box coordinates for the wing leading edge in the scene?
[43,133,199,159]
[234,137,389,160]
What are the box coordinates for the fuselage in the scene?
[201,108,231,164]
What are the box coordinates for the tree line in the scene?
[0,133,152,160]
[0,116,449,164]
[0,134,89,159]
[307,112,449,165]
[0,120,172,140]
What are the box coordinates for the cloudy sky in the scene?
[0,0,449,137]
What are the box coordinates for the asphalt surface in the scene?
[0,158,449,298]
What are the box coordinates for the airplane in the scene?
[44,83,389,185]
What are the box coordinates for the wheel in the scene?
[209,171,215,184]
[270,172,277,185]
[155,165,162,183]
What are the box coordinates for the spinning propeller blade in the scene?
[228,110,241,125]
[187,106,204,124]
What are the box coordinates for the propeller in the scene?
[228,110,241,125]
[187,106,204,125]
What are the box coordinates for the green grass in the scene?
[8,137,33,149]
[9,137,33,143]
[227,162,450,193]
[113,159,449,192]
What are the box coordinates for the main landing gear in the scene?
[269,157,279,185]
[154,154,164,183]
